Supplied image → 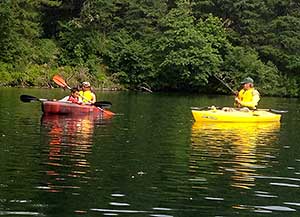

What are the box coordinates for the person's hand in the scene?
[235,97,241,104]
[234,97,241,108]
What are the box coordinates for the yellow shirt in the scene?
[236,87,260,109]
[79,90,96,103]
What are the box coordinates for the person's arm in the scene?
[234,90,243,107]
[77,97,83,104]
[59,96,69,102]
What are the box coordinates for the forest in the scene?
[0,0,300,96]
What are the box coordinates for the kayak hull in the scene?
[42,101,112,116]
[191,107,281,123]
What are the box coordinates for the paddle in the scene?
[213,74,288,114]
[21,94,111,108]
[52,74,71,89]
[191,106,221,111]
[93,101,112,109]
[257,109,288,114]
[52,74,115,115]
[20,94,48,103]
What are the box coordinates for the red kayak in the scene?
[42,101,115,116]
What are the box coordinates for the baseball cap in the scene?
[82,81,91,87]
[241,77,254,84]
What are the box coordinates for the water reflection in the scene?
[40,114,111,193]
[190,122,281,190]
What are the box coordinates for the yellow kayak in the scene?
[191,106,281,122]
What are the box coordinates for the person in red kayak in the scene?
[79,81,96,104]
[234,77,260,109]
[59,87,82,104]
[68,87,82,103]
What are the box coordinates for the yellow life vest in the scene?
[236,87,260,109]
[79,90,96,103]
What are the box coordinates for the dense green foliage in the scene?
[0,0,300,96]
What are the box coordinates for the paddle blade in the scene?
[269,109,288,114]
[93,101,112,108]
[53,75,71,89]
[20,95,39,102]
[94,106,115,116]
[102,109,115,116]
[20,95,48,103]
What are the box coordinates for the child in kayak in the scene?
[59,87,82,104]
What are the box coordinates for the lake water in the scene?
[0,88,300,216]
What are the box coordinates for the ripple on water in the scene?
[152,207,172,211]
[91,208,148,214]
[270,182,300,188]
[255,193,278,198]
[253,175,300,182]
[0,211,43,216]
[204,197,224,201]
[149,214,174,217]
[91,207,175,216]
[111,193,125,197]
[284,202,300,206]
[254,205,296,212]
[109,202,130,206]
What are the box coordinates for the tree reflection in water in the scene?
[190,122,281,190]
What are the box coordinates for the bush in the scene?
[0,63,13,86]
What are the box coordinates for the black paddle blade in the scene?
[20,95,39,102]
[93,101,112,108]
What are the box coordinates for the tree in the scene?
[0,1,40,63]
[104,29,155,88]
[41,0,84,38]
[63,0,168,87]
[153,1,228,90]
[0,0,60,64]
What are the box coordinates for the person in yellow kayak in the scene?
[79,81,96,104]
[234,77,260,109]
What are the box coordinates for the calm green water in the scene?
[0,88,300,217]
